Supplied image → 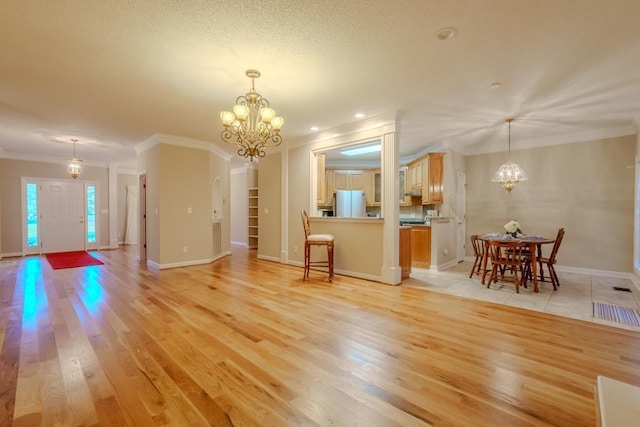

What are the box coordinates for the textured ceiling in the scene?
[1,0,639,169]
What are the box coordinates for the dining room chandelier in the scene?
[492,118,528,192]
[67,138,83,179]
[220,69,284,161]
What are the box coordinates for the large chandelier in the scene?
[68,138,83,179]
[220,69,284,161]
[492,118,528,192]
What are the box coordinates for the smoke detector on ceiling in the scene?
[435,27,457,41]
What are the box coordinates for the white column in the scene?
[108,162,119,249]
[380,130,401,284]
[280,145,289,263]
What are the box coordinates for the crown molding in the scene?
[134,133,234,161]
[288,111,397,152]
[0,149,112,169]
[459,124,638,156]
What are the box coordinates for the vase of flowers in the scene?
[504,220,522,238]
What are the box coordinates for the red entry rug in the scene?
[45,251,104,270]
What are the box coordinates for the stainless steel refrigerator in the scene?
[334,190,366,217]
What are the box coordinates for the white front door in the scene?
[41,180,86,253]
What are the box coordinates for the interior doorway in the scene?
[138,173,147,262]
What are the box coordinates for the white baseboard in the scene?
[337,268,381,282]
[0,252,23,258]
[213,250,232,261]
[149,251,231,270]
[257,254,281,263]
[554,265,640,294]
[431,259,460,272]
[284,259,381,282]
[231,240,248,248]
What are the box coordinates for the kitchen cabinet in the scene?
[326,169,373,205]
[426,153,444,204]
[325,170,335,205]
[411,226,431,268]
[399,167,410,205]
[372,170,381,205]
[333,170,350,191]
[422,153,445,205]
[350,172,368,191]
[408,159,423,190]
[371,168,411,206]
[400,226,412,280]
[317,153,326,205]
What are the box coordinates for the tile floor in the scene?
[403,261,640,332]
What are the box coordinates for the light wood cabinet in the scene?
[372,169,382,205]
[370,168,411,206]
[424,153,444,205]
[366,171,376,206]
[350,172,367,191]
[317,153,326,205]
[421,158,429,201]
[411,226,431,268]
[326,169,374,205]
[333,171,350,191]
[420,153,445,205]
[400,227,412,280]
[399,167,410,206]
[324,170,335,205]
[408,159,423,190]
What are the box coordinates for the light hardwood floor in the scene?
[1,245,640,426]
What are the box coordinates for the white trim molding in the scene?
[135,133,234,161]
[147,251,231,270]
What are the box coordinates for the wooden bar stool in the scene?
[301,210,334,281]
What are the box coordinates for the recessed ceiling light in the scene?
[310,126,319,131]
[435,27,457,41]
[354,112,365,119]
[491,81,501,89]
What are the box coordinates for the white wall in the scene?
[466,134,635,273]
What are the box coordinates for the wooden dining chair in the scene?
[301,210,335,282]
[524,228,565,290]
[469,235,485,278]
[487,240,528,293]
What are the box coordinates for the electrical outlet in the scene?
[293,245,298,253]
[443,248,448,256]
[183,246,188,253]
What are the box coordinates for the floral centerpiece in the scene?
[504,220,522,237]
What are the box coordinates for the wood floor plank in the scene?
[0,264,23,426]
[2,245,640,426]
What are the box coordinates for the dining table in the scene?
[477,234,556,292]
